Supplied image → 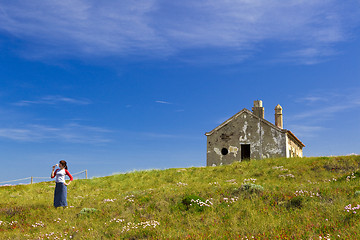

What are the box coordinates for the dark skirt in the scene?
[54,182,67,207]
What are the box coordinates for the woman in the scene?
[51,160,73,208]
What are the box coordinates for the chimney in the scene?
[252,100,264,119]
[275,104,283,129]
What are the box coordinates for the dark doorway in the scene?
[241,144,250,160]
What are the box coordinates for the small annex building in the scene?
[205,100,305,166]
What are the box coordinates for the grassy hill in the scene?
[1,155,360,239]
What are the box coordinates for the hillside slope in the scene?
[1,155,360,239]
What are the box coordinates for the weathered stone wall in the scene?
[260,122,286,159]
[206,111,287,166]
[286,135,303,157]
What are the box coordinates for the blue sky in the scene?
[0,1,360,184]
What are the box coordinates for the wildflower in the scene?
[243,178,257,183]
[190,198,213,207]
[294,190,321,198]
[223,197,239,204]
[344,203,360,213]
[272,166,288,171]
[110,218,125,223]
[103,198,117,203]
[125,195,135,202]
[326,178,337,182]
[209,182,219,185]
[121,220,160,233]
[279,174,294,178]
[226,179,237,183]
[177,182,188,186]
[272,166,283,169]
[31,221,45,228]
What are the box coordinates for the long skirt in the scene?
[54,182,67,207]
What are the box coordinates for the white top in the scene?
[55,169,66,183]
[53,168,73,183]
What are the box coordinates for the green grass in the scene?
[1,155,360,239]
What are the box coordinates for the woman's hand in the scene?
[64,182,71,186]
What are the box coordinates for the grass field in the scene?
[1,155,360,239]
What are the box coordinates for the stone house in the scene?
[205,100,305,166]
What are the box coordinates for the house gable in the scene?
[205,101,305,166]
[205,108,286,137]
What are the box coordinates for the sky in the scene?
[0,0,360,184]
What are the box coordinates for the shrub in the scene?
[240,183,264,194]
[337,171,360,181]
[79,208,97,216]
[180,195,211,212]
[286,196,303,209]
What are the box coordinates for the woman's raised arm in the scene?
[51,165,56,178]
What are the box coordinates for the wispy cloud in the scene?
[286,88,360,138]
[287,124,326,138]
[292,89,360,120]
[0,1,358,63]
[155,100,171,104]
[296,96,329,104]
[0,0,165,58]
[281,47,339,65]
[0,123,111,144]
[13,95,91,106]
[139,132,201,140]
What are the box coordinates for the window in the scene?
[221,148,228,155]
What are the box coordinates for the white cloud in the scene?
[296,96,329,103]
[0,1,358,63]
[155,100,171,104]
[281,47,339,65]
[0,0,165,58]
[291,88,360,120]
[346,153,359,156]
[141,132,178,139]
[0,123,111,144]
[287,124,325,138]
[14,95,91,106]
[139,132,201,140]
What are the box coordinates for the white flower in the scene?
[177,182,188,186]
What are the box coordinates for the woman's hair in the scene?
[59,160,68,170]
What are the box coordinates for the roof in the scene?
[286,130,305,147]
[205,107,305,148]
[205,108,285,136]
